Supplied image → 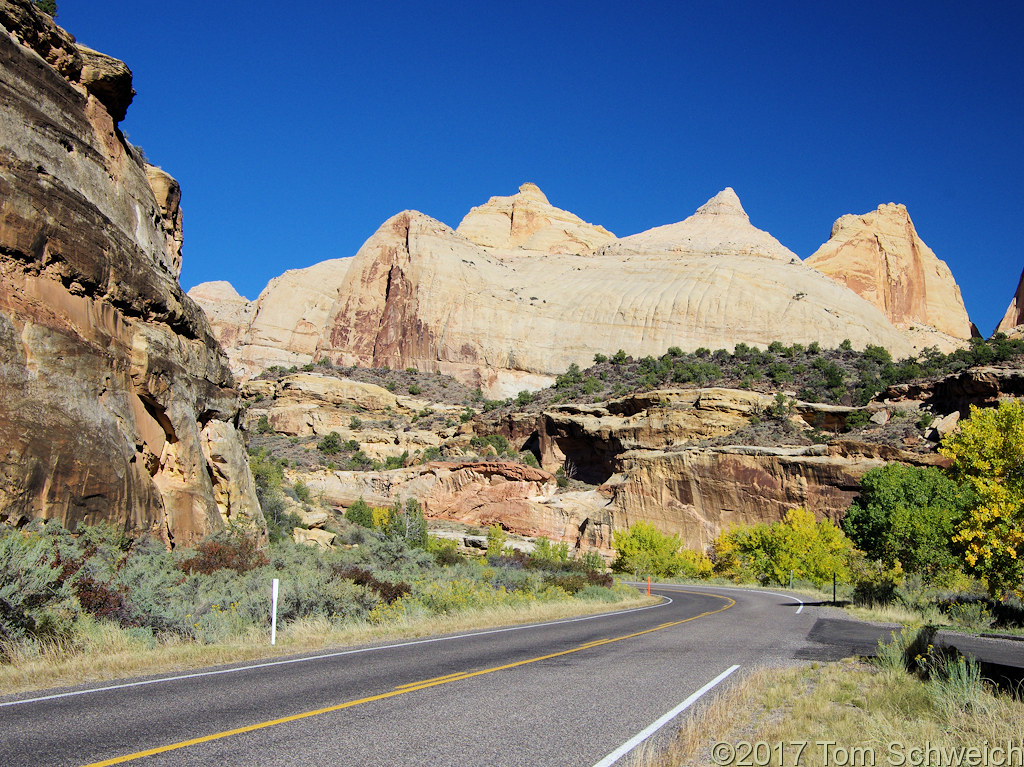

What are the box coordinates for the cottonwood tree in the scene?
[941,401,1024,597]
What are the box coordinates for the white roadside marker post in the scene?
[271,578,279,646]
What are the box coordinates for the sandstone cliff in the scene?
[0,1,263,544]
[805,203,972,346]
[996,267,1024,336]
[455,182,616,253]
[613,187,797,261]
[193,185,967,399]
[188,258,352,377]
[247,370,949,555]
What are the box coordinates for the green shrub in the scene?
[256,415,273,434]
[33,0,57,17]
[554,363,583,389]
[384,499,428,549]
[293,480,311,504]
[486,524,508,557]
[0,524,76,646]
[317,431,343,455]
[408,384,422,395]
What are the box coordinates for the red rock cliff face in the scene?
[0,1,263,544]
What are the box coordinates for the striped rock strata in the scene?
[0,0,263,543]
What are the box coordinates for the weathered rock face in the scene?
[301,461,616,552]
[186,281,253,352]
[240,372,459,457]
[0,1,263,544]
[806,203,972,346]
[194,186,962,398]
[880,365,1024,419]
[504,389,948,549]
[312,194,920,397]
[613,187,797,261]
[455,182,617,253]
[605,442,945,550]
[189,258,352,378]
[996,268,1024,336]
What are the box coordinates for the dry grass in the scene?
[633,660,1024,767]
[0,594,657,697]
[842,602,933,627]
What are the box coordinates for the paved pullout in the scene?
[0,586,841,767]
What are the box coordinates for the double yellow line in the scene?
[82,592,734,766]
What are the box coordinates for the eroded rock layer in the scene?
[0,1,263,543]
[806,203,972,345]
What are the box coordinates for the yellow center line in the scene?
[80,591,734,767]
[394,671,466,689]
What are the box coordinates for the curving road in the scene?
[1,586,827,767]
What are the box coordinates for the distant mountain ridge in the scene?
[191,184,974,397]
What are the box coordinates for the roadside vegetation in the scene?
[638,629,1024,767]
[0,514,641,695]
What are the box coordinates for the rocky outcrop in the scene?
[300,461,616,552]
[613,187,797,261]
[187,281,254,351]
[271,382,950,554]
[806,203,972,346]
[145,165,183,278]
[996,268,1024,336]
[240,372,460,458]
[605,442,946,550]
[0,2,263,544]
[455,182,616,253]
[189,257,352,377]
[880,365,1024,419]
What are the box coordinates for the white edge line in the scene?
[645,582,804,615]
[1,594,672,708]
[590,664,742,767]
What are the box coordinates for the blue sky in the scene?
[58,1,1023,336]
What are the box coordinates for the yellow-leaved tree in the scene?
[712,508,853,587]
[940,400,1024,597]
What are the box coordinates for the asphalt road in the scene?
[0,586,825,767]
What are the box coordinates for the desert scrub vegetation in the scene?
[0,518,636,693]
[638,633,1024,767]
[490,333,1024,415]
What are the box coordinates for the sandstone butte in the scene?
[805,202,974,342]
[191,184,973,399]
[0,0,263,544]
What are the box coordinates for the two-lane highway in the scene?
[1,586,819,767]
